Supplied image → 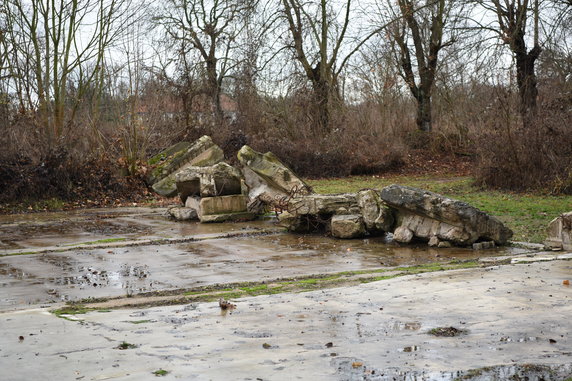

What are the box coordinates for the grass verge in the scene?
[74,260,482,310]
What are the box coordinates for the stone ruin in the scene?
[146,136,515,248]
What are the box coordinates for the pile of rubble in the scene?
[146,136,517,248]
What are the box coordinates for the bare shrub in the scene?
[475,87,572,194]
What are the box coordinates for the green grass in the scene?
[128,319,152,324]
[75,237,129,246]
[125,260,483,306]
[52,305,93,320]
[308,175,572,243]
[153,369,169,377]
[116,341,137,350]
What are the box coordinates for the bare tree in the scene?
[384,0,460,132]
[1,0,132,143]
[280,0,380,133]
[155,0,252,118]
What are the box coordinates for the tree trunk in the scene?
[205,59,222,118]
[515,45,541,123]
[312,78,332,134]
[415,92,432,133]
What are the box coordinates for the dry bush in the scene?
[231,88,408,178]
[474,86,572,194]
[0,103,147,205]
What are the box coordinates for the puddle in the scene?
[0,207,526,309]
[0,207,279,250]
[332,359,572,380]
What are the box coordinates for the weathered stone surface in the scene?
[331,215,366,239]
[200,195,248,216]
[277,212,309,233]
[149,136,224,197]
[544,212,572,251]
[200,212,256,223]
[356,189,394,233]
[147,141,192,185]
[393,226,413,243]
[167,207,198,221]
[238,145,312,206]
[176,163,242,203]
[288,194,359,216]
[380,185,513,245]
[428,236,440,247]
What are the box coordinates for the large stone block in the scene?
[331,215,366,239]
[200,195,248,216]
[167,207,198,221]
[238,145,312,207]
[176,163,242,203]
[356,189,394,233]
[545,212,572,251]
[381,185,513,245]
[288,194,359,216]
[149,136,224,197]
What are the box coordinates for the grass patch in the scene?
[52,305,92,319]
[308,175,572,243]
[52,305,111,320]
[75,237,129,246]
[116,341,137,350]
[153,369,169,377]
[128,319,152,324]
[91,260,483,308]
[239,284,268,293]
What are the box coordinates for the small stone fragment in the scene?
[437,240,452,248]
[331,215,366,239]
[393,226,414,243]
[428,236,440,247]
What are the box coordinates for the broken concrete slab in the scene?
[200,195,248,215]
[149,136,224,197]
[238,145,312,206]
[380,185,513,246]
[200,211,257,223]
[167,206,198,221]
[288,194,359,216]
[330,215,366,239]
[544,212,572,251]
[182,194,255,223]
[176,162,243,202]
[356,189,394,233]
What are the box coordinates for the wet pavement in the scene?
[0,207,571,380]
[0,260,571,380]
[0,208,526,309]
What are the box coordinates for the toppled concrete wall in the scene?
[279,192,393,239]
[380,185,513,246]
[545,212,572,251]
[279,184,513,247]
[147,136,224,197]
